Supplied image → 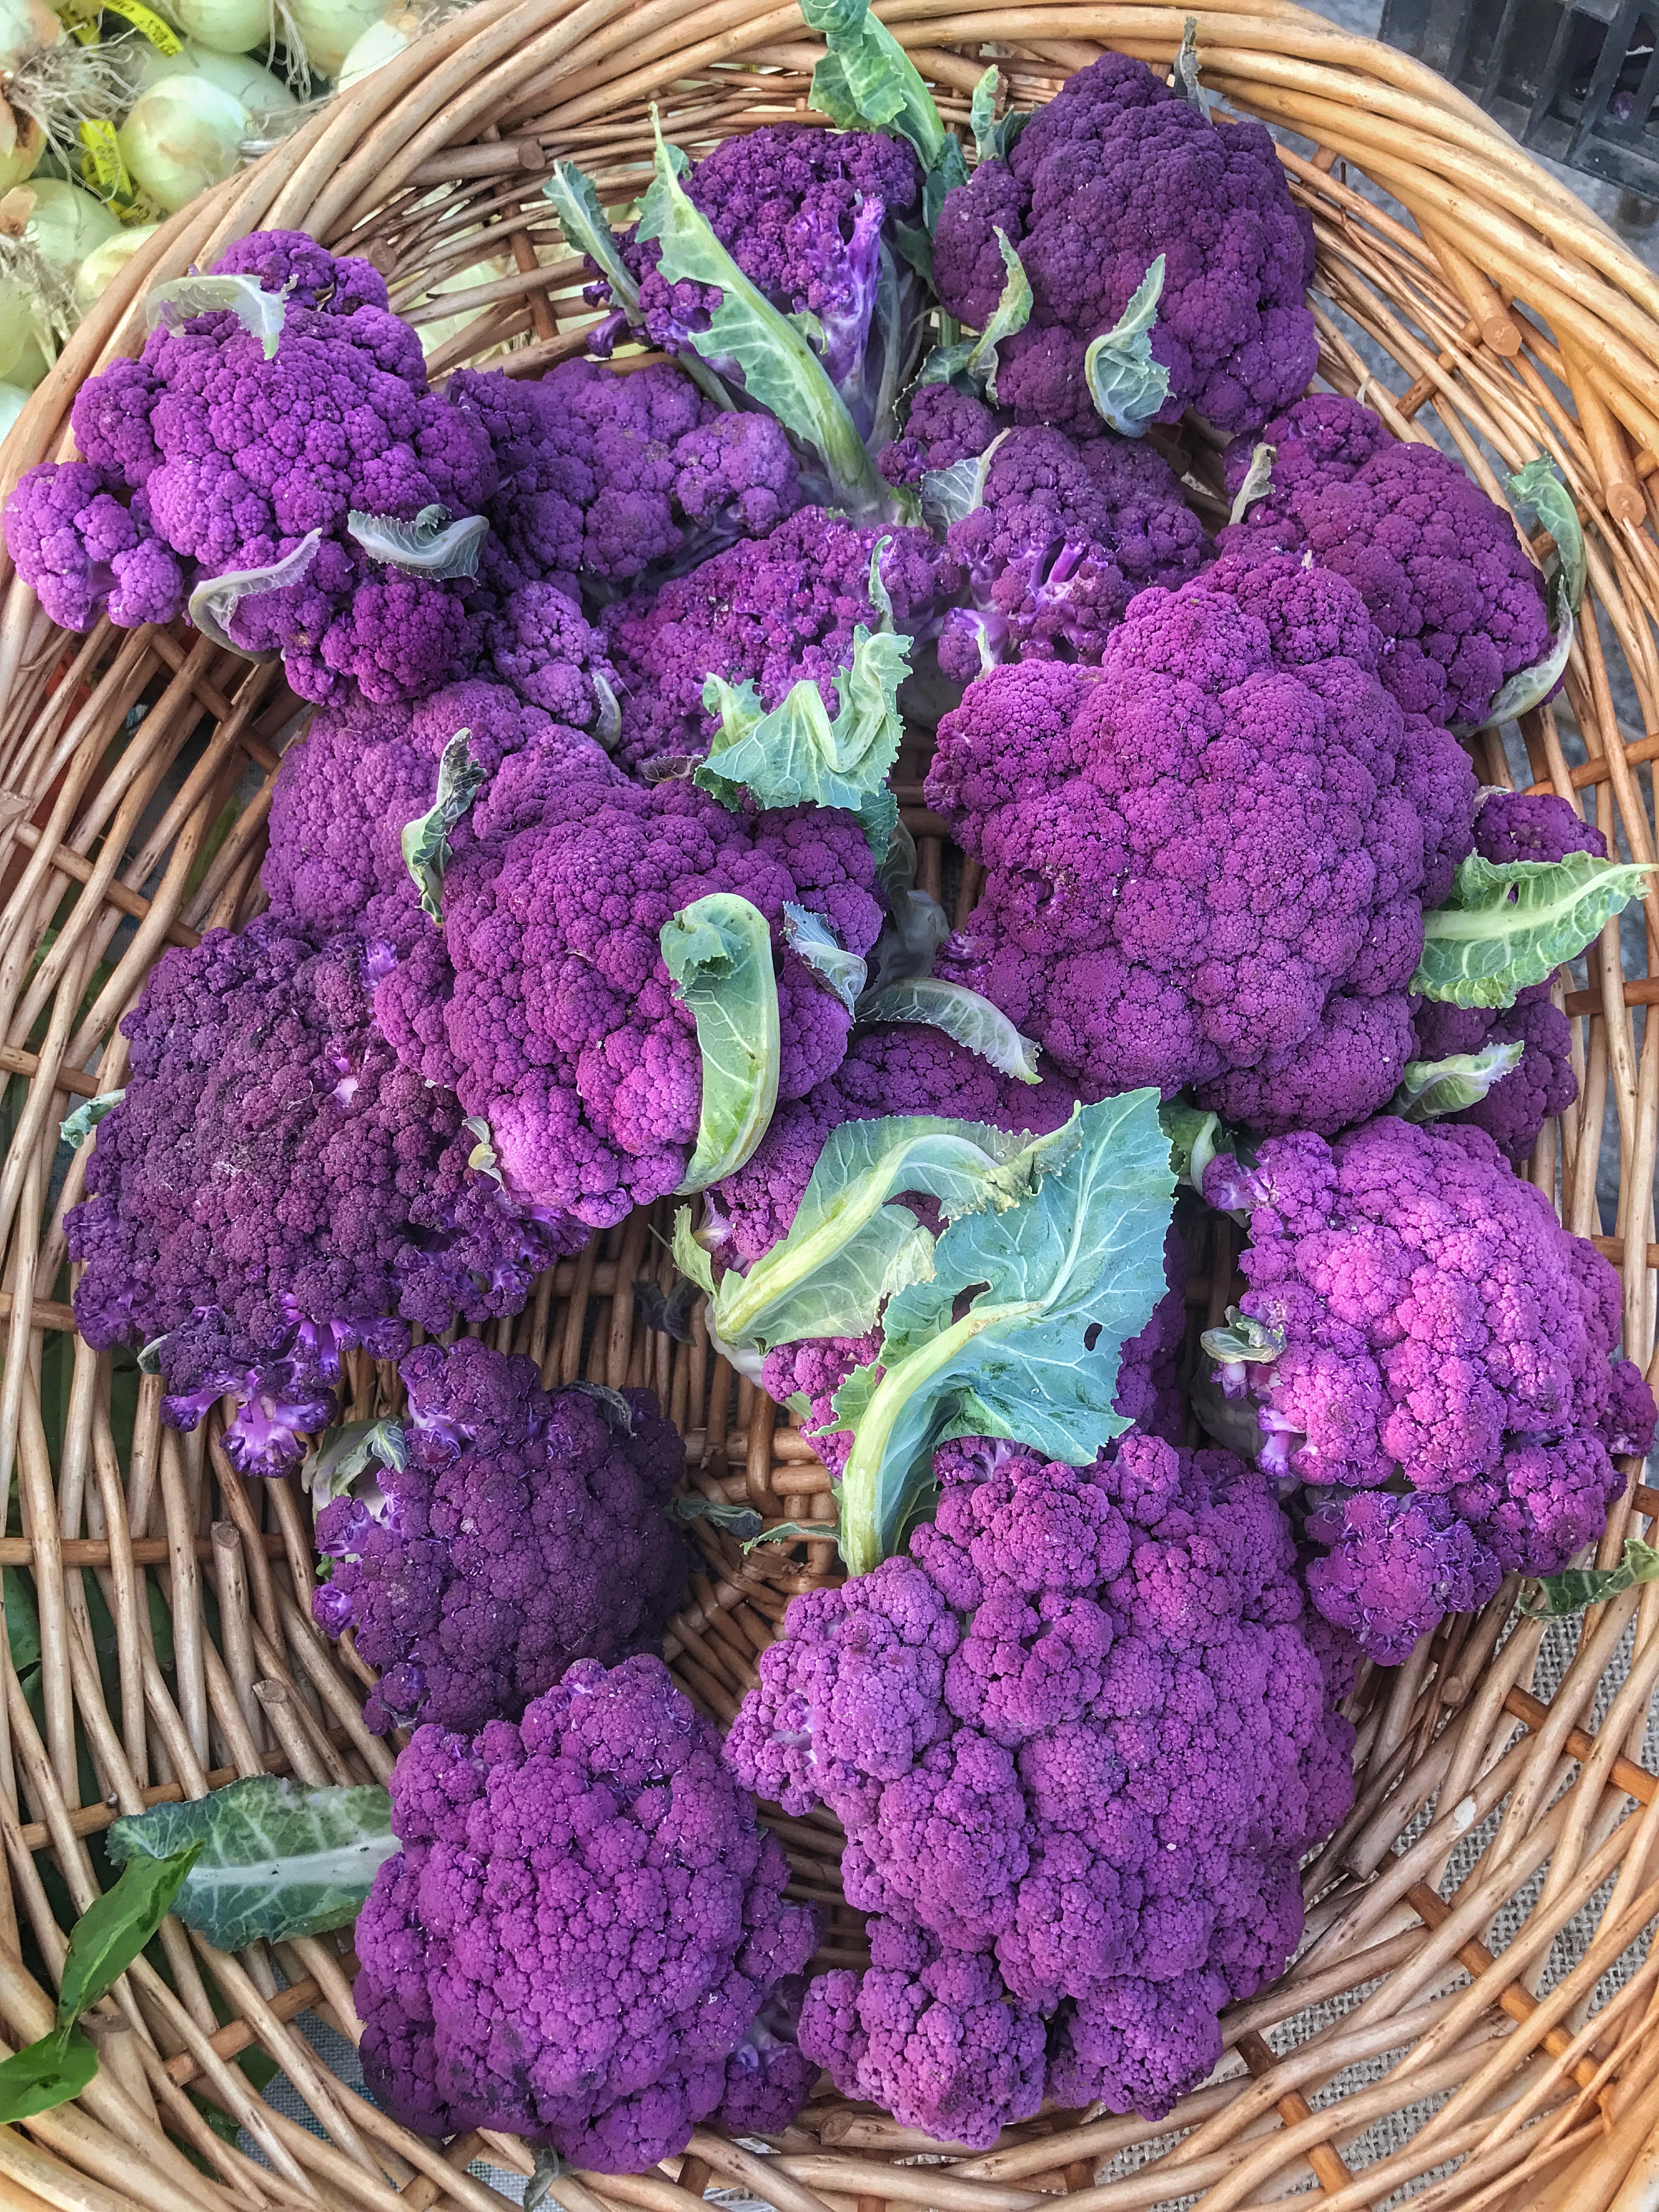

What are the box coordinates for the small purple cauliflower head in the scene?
[607,123,923,449]
[65,919,577,1475]
[1220,394,1551,728]
[4,463,188,630]
[356,1654,818,2168]
[932,54,1317,438]
[390,725,885,1227]
[1408,790,1602,1160]
[1204,1116,1658,1660]
[448,357,800,601]
[13,233,543,704]
[728,1435,1355,2138]
[879,385,1002,488]
[937,425,1211,679]
[312,1339,688,1735]
[926,554,1477,1133]
[600,505,958,774]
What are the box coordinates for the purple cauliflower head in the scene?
[447,357,801,601]
[376,723,885,1227]
[729,1433,1356,2138]
[3,462,187,631]
[932,55,1317,438]
[1220,394,1551,728]
[606,123,925,454]
[356,1654,818,2168]
[312,1339,688,1735]
[600,505,958,774]
[935,424,1211,679]
[65,919,578,1475]
[1203,1115,1658,1660]
[925,552,1478,1133]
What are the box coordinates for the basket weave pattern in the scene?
[1,3,1658,2207]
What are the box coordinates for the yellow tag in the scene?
[103,0,182,52]
[78,121,132,204]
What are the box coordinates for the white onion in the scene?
[337,7,424,89]
[162,0,273,55]
[73,222,162,315]
[117,75,251,212]
[0,0,60,192]
[126,36,298,111]
[284,0,387,78]
[22,177,121,270]
[0,381,27,444]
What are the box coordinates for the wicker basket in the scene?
[0,3,1657,2206]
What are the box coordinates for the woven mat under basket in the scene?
[3,2,1659,2208]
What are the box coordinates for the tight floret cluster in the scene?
[313,1339,687,1736]
[1220,394,1551,728]
[726,1434,1356,2138]
[932,53,1317,436]
[1203,1116,1658,1660]
[67,921,574,1475]
[356,1654,818,2168]
[927,552,1477,1132]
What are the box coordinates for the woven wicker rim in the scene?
[0,4,1658,2208]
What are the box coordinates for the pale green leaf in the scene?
[669,1493,764,1541]
[301,1417,408,1512]
[670,1206,718,1300]
[1173,15,1212,115]
[661,893,781,1192]
[1228,441,1276,527]
[401,727,483,925]
[708,1113,1051,1353]
[636,111,885,515]
[1525,1535,1659,1619]
[782,904,867,1015]
[918,234,1029,400]
[1158,1102,1223,1191]
[1389,1041,1525,1121]
[106,1776,397,1948]
[464,1114,503,1184]
[1507,456,1586,614]
[60,1088,124,1152]
[696,617,910,847]
[799,0,947,168]
[542,161,642,323]
[969,64,1028,162]
[1083,257,1170,438]
[147,272,285,358]
[832,1092,1176,1573]
[189,531,321,660]
[1200,1304,1284,1372]
[347,505,487,580]
[1413,850,1658,1007]
[859,975,1041,1082]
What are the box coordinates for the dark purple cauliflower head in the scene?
[4,462,187,631]
[926,553,1478,1133]
[729,1432,1356,2138]
[1220,394,1551,728]
[932,54,1317,437]
[600,505,958,774]
[447,357,800,600]
[356,1654,818,2167]
[65,919,578,1475]
[1203,1116,1658,1660]
[376,721,885,1227]
[312,1339,687,1734]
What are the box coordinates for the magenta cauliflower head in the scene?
[1220,394,1551,728]
[600,505,958,774]
[373,723,885,1227]
[925,551,1477,1133]
[313,1339,687,1735]
[447,356,800,600]
[913,417,1212,680]
[726,1433,1356,2138]
[1407,791,1605,1161]
[932,54,1316,438]
[356,1654,818,2168]
[65,919,577,1476]
[1202,1115,1658,1661]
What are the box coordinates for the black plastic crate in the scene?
[1380,0,1659,195]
